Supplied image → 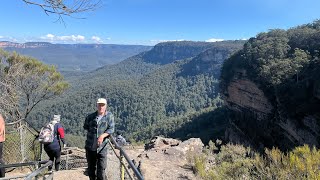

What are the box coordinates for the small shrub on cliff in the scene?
[288,145,320,179]
[212,144,254,179]
[191,142,320,180]
[191,142,254,179]
[252,145,320,179]
[194,155,207,178]
[252,147,291,179]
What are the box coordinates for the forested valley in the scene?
[26,40,245,146]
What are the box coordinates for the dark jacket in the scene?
[84,111,115,152]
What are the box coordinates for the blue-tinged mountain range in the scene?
[0,41,152,72]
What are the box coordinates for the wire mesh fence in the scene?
[41,147,87,170]
[4,119,41,165]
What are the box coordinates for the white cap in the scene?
[97,98,107,104]
[53,115,61,122]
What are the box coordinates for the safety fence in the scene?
[3,119,40,165]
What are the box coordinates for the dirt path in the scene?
[6,145,197,180]
[53,168,88,180]
[124,147,197,180]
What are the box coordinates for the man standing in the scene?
[0,114,5,177]
[84,98,115,180]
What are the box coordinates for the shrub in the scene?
[190,142,320,180]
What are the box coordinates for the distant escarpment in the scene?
[143,40,245,65]
[179,41,244,77]
[143,41,213,64]
[221,20,320,151]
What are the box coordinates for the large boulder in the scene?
[144,136,181,150]
[143,136,204,160]
[165,138,204,158]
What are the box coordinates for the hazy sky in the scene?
[0,0,319,45]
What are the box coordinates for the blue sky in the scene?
[0,0,320,45]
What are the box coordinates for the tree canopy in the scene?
[0,49,69,122]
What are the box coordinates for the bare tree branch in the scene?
[21,0,101,19]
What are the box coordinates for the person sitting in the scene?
[116,131,127,146]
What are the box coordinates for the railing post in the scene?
[120,151,125,180]
[19,121,25,162]
[66,153,69,170]
[35,162,39,180]
[109,135,144,180]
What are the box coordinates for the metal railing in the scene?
[0,160,52,180]
[25,161,53,180]
[108,135,144,180]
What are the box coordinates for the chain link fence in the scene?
[4,119,41,166]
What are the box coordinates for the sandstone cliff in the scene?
[220,21,320,151]
[222,66,320,151]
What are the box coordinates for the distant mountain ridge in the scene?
[0,41,51,48]
[1,41,152,72]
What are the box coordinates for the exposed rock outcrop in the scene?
[144,136,181,150]
[226,78,273,119]
[222,69,273,149]
[143,136,204,160]
[129,137,204,180]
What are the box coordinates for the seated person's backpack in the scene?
[38,122,56,144]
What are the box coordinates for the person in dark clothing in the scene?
[44,114,66,172]
[0,114,5,177]
[84,98,115,180]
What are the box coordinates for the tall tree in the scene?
[0,49,69,122]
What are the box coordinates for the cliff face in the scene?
[143,41,214,64]
[222,69,274,149]
[219,21,320,151]
[179,44,244,77]
[222,67,320,151]
[226,78,273,117]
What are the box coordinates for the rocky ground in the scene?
[6,136,203,180]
